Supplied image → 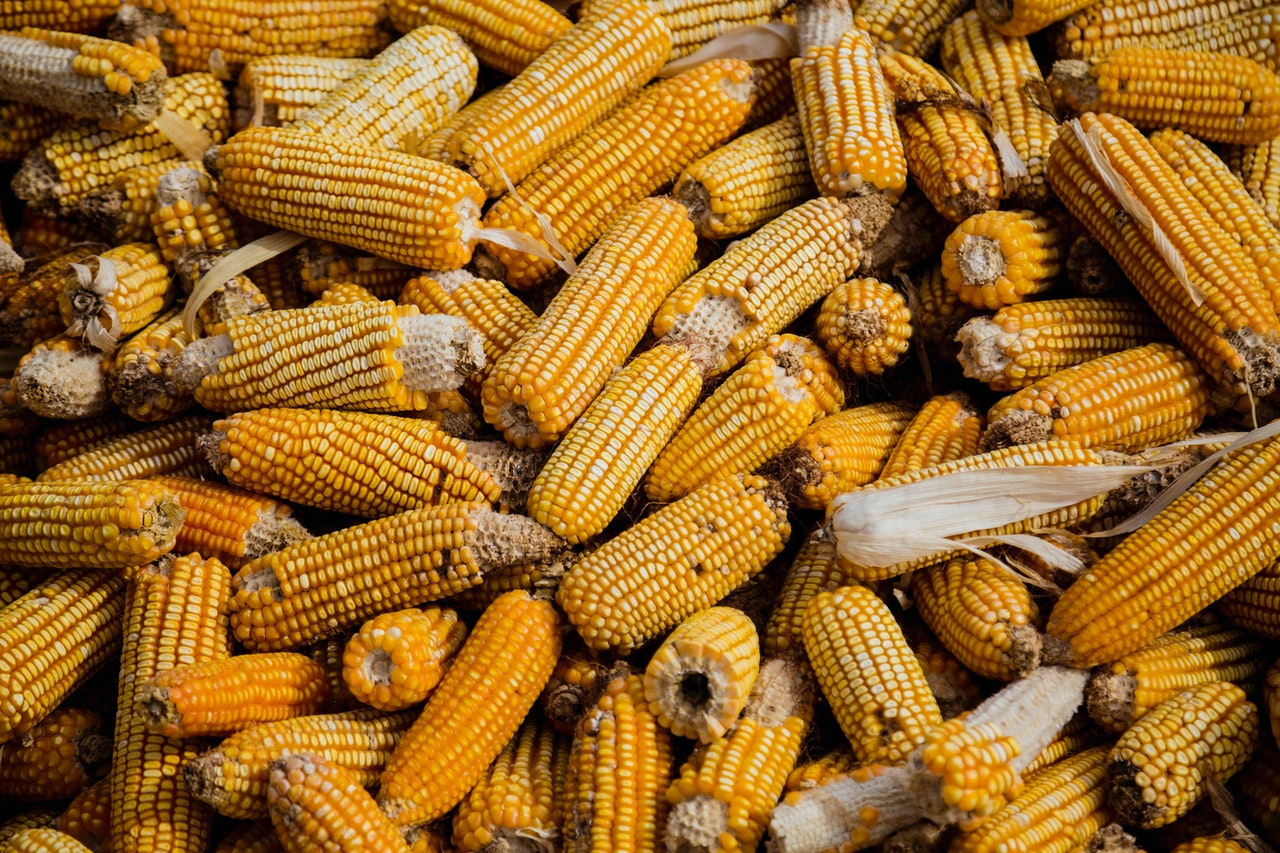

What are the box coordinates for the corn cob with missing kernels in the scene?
[108,306,196,421]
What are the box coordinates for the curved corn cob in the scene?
[1108,681,1258,828]
[942,210,1065,310]
[37,413,212,483]
[1219,554,1280,639]
[1053,0,1275,59]
[234,55,369,128]
[881,392,983,478]
[1,246,106,350]
[268,752,411,853]
[0,707,110,801]
[559,473,790,653]
[55,779,111,852]
[481,196,698,449]
[229,503,563,651]
[388,0,572,75]
[0,829,96,853]
[184,707,414,820]
[563,672,674,853]
[379,590,561,828]
[342,607,466,711]
[815,277,913,375]
[528,344,701,544]
[1226,137,1280,231]
[1048,434,1280,667]
[58,243,173,352]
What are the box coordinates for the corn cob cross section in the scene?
[814,277,914,376]
[342,606,467,711]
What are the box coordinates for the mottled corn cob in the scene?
[388,0,572,75]
[815,277,913,375]
[37,412,211,482]
[880,392,983,478]
[342,606,466,711]
[234,55,369,128]
[0,707,111,801]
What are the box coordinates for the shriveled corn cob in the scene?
[184,707,414,820]
[880,50,1004,222]
[912,261,982,363]
[881,392,983,478]
[12,334,112,420]
[482,196,697,448]
[1086,624,1270,734]
[941,11,1060,207]
[855,0,973,56]
[540,641,615,735]
[804,584,943,763]
[267,751,411,853]
[814,277,913,375]
[0,829,96,853]
[981,343,1213,451]
[229,502,563,651]
[342,606,466,711]
[645,336,840,502]
[12,72,229,215]
[666,657,813,853]
[451,713,570,852]
[957,296,1169,391]
[111,553,231,853]
[1048,433,1280,667]
[1108,681,1258,828]
[673,112,817,239]
[234,55,369,128]
[785,746,859,793]
[1225,137,1280,231]
[1054,0,1277,60]
[562,672,674,853]
[213,821,282,853]
[178,301,484,413]
[762,526,848,661]
[388,0,571,75]
[78,159,191,245]
[942,209,1065,310]
[0,707,111,801]
[653,195,894,376]
[478,59,754,289]
[1219,554,1280,639]
[0,245,106,350]
[0,28,166,130]
[1048,49,1280,144]
[559,473,790,653]
[379,590,561,828]
[0,103,61,163]
[112,0,390,75]
[32,414,137,470]
[527,344,701,544]
[59,243,173,352]
[108,306,195,421]
[37,412,211,483]
[55,779,111,852]
[766,401,916,510]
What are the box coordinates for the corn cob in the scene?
[942,209,1065,310]
[785,747,859,793]
[1054,0,1277,60]
[912,261,982,363]
[1169,841,1253,853]
[762,526,849,663]
[0,707,111,801]
[1018,710,1101,777]
[404,86,504,161]
[975,0,1095,36]
[646,0,792,58]
[55,779,111,852]
[266,751,412,853]
[1219,554,1280,639]
[0,103,62,163]
[852,188,961,281]
[654,195,894,376]
[37,412,211,482]
[666,657,814,853]
[0,814,59,846]
[111,553,231,853]
[540,641,616,736]
[914,631,987,720]
[108,306,194,421]
[184,707,414,820]
[379,590,561,828]
[562,672,674,853]
[560,473,790,653]
[178,301,484,413]
[303,632,361,710]
[0,0,119,32]
[527,344,701,544]
[12,72,229,215]
[1225,138,1280,231]
[58,243,173,352]
[1049,49,1280,145]
[229,502,563,651]
[744,57,798,130]
[854,0,972,56]
[880,50,1004,223]
[112,0,390,76]
[289,248,408,306]
[1086,624,1270,735]
[444,1,670,197]
[478,60,754,290]
[814,277,914,375]
[0,28,166,130]
[12,334,112,420]
[0,829,96,853]
[233,55,369,128]
[881,392,983,478]
[149,165,237,270]
[451,712,570,852]
[0,568,35,609]
[213,821,282,853]
[0,245,107,350]
[482,196,697,448]
[77,159,191,245]
[311,282,378,306]
[790,11,907,200]
[1047,113,1280,399]
[32,414,137,471]
[1237,743,1280,845]
[1048,433,1280,667]
[388,0,571,75]
[342,606,466,711]
[1108,681,1258,828]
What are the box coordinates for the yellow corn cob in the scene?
[654,195,894,376]
[108,306,195,421]
[645,338,838,503]
[267,751,412,853]
[342,606,467,711]
[880,50,1004,222]
[1169,841,1253,853]
[0,815,60,847]
[785,747,860,793]
[854,0,972,55]
[149,165,238,269]
[404,85,504,160]
[976,0,1094,35]
[1048,434,1280,667]
[942,209,1065,310]
[111,553,231,853]
[1,245,106,350]
[313,282,379,305]
[1086,624,1270,734]
[205,408,503,516]
[478,59,754,290]
[58,242,173,352]
[240,254,306,310]
[791,19,907,200]
[12,72,229,215]
[1237,743,1280,845]
[304,632,361,710]
[743,56,796,130]
[0,829,97,853]
[0,0,119,31]
[379,590,561,828]
[762,526,849,662]
[0,103,62,163]
[0,568,35,608]
[1146,7,1280,70]
[957,296,1170,391]
[213,821,283,853]
[1219,554,1280,639]
[673,112,817,239]
[36,412,211,483]
[183,707,415,820]
[55,779,111,853]
[949,745,1113,853]
[234,55,369,128]
[666,657,813,853]
[814,277,914,375]
[113,0,391,75]
[1054,0,1276,60]
[229,502,563,651]
[451,712,570,852]
[32,414,137,471]
[13,334,114,420]
[481,196,697,449]
[804,584,943,763]
[1108,681,1258,828]
[1049,49,1280,145]
[388,0,571,75]
[77,159,191,245]
[445,558,570,612]
[292,240,415,302]
[1047,113,1280,399]
[982,343,1214,451]
[563,672,674,853]
[528,344,701,544]
[559,473,790,653]
[0,707,111,801]
[1225,138,1280,231]
[540,640,615,735]
[634,0,790,59]
[913,261,983,363]
[880,392,983,479]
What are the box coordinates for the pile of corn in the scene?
[3,0,1280,851]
